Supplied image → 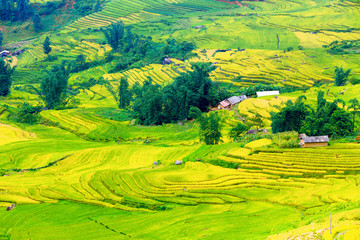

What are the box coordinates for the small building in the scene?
[153,161,159,166]
[356,135,360,143]
[300,135,329,148]
[216,95,247,110]
[175,160,183,165]
[256,91,280,97]
[0,50,10,57]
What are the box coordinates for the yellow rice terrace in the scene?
[0,0,360,239]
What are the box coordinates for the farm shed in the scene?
[356,135,360,143]
[256,91,280,97]
[175,160,183,165]
[216,95,247,110]
[300,135,329,148]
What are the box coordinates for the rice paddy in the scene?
[1,0,360,239]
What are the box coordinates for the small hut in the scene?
[175,160,183,165]
[300,135,329,148]
[356,135,360,143]
[153,161,159,166]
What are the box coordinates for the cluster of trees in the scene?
[102,22,196,73]
[271,91,359,137]
[0,58,13,97]
[40,63,79,110]
[0,0,32,22]
[324,40,360,55]
[118,64,220,125]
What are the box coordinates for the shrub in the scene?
[273,131,299,148]
[17,103,42,124]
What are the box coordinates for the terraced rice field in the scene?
[2,0,360,239]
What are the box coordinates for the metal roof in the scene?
[227,96,242,105]
[303,136,329,143]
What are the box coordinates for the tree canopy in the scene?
[0,58,13,96]
[131,64,218,125]
[40,63,70,109]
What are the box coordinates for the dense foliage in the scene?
[118,78,132,109]
[229,122,249,141]
[0,0,32,22]
[40,63,70,109]
[0,58,13,96]
[324,40,360,55]
[271,91,356,136]
[43,37,52,55]
[17,102,42,124]
[271,96,310,133]
[199,112,223,145]
[131,64,218,125]
[334,67,351,86]
[102,22,196,73]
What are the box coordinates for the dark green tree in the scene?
[17,102,42,124]
[271,96,310,134]
[0,58,14,96]
[133,78,164,125]
[118,77,132,109]
[43,36,52,55]
[188,106,202,120]
[199,112,223,145]
[330,109,352,136]
[229,122,249,141]
[32,14,42,32]
[93,0,101,12]
[0,30,3,47]
[40,64,70,109]
[101,22,125,52]
[334,67,351,86]
[349,98,360,132]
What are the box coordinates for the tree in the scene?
[101,22,125,52]
[132,79,164,125]
[199,112,222,145]
[93,0,101,12]
[330,109,352,136]
[0,30,3,47]
[0,58,14,96]
[43,36,52,55]
[118,78,132,109]
[271,96,310,134]
[249,113,265,131]
[32,14,42,32]
[188,106,202,120]
[349,98,360,132]
[334,67,351,86]
[40,63,70,109]
[17,102,42,124]
[229,122,249,141]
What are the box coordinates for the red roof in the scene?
[220,100,230,107]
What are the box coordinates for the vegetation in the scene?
[43,36,52,56]
[1,0,360,239]
[40,63,71,109]
[199,112,222,145]
[334,67,351,86]
[0,58,13,96]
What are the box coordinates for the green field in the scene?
[1,0,360,239]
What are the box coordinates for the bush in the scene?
[273,131,299,148]
[349,76,360,85]
[17,103,42,124]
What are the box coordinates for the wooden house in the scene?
[299,135,329,148]
[356,135,360,143]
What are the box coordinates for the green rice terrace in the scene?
[1,0,360,239]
